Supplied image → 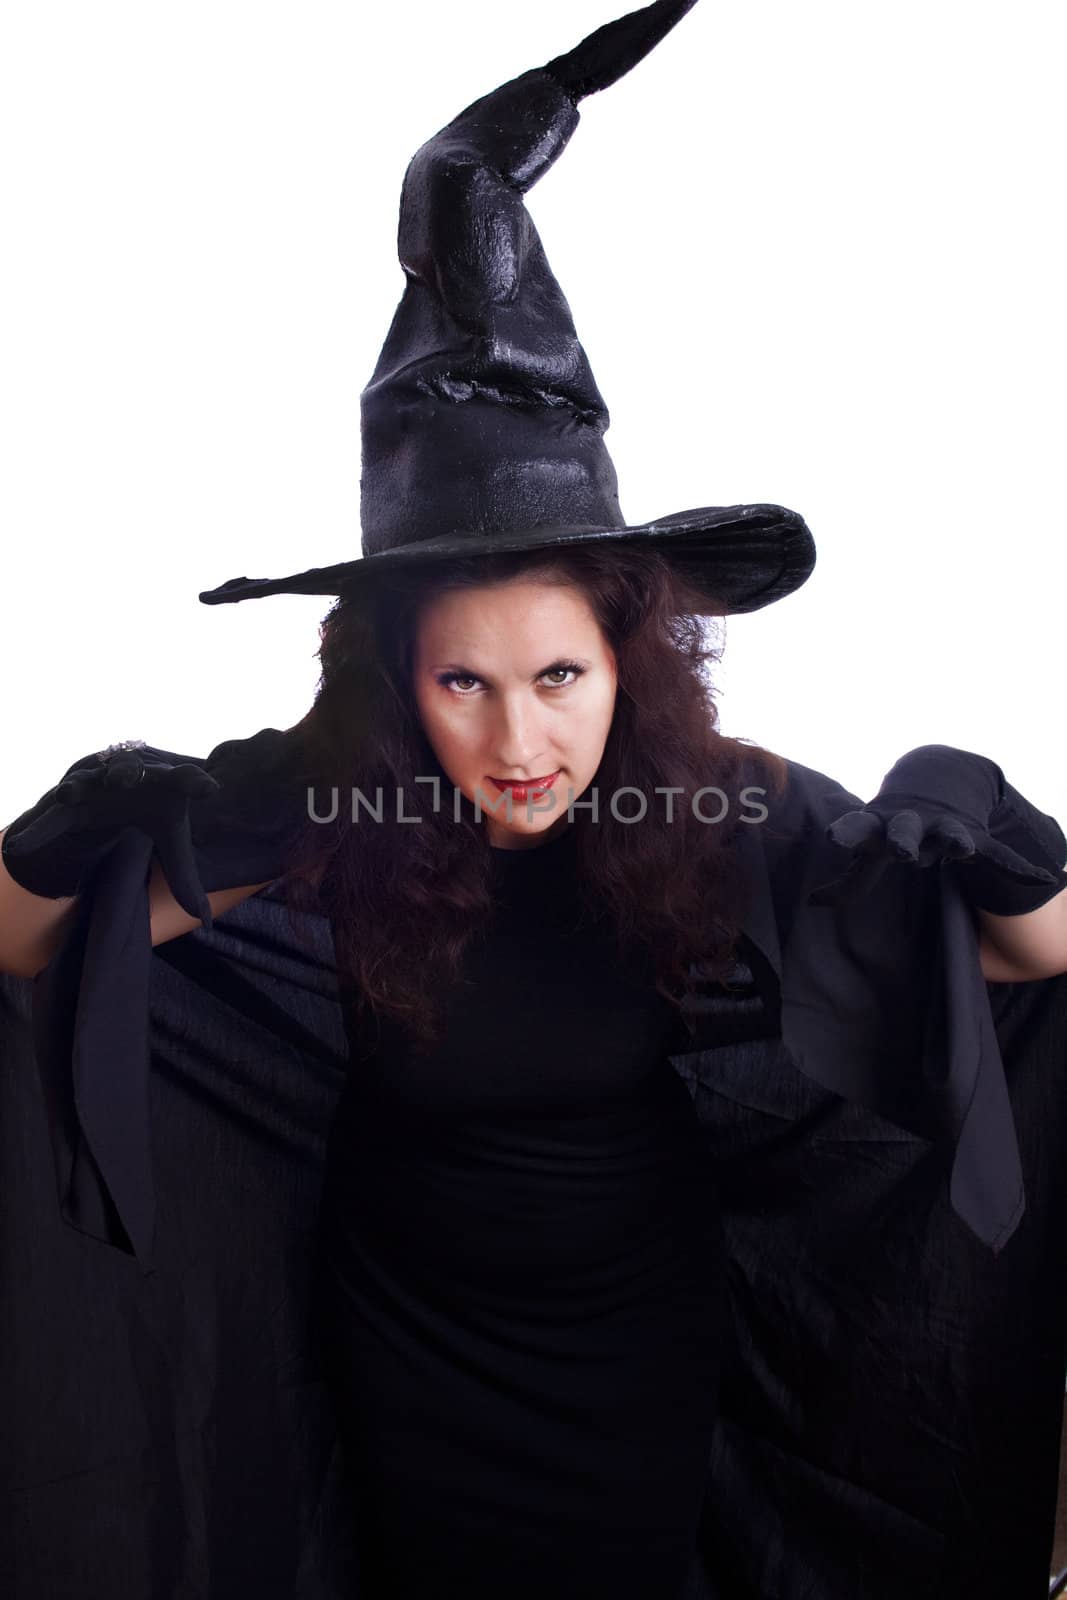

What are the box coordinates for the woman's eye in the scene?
[437,664,584,696]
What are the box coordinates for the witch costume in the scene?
[4,2,1067,1596]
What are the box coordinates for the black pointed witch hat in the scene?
[199,0,815,616]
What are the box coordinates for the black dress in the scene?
[313,824,728,1598]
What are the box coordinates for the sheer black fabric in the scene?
[4,752,1067,1597]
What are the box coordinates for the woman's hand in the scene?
[2,743,220,926]
[808,803,1049,909]
[808,745,1063,912]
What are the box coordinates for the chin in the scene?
[486,805,571,846]
[491,814,556,835]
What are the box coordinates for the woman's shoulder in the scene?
[736,746,863,852]
[202,724,312,783]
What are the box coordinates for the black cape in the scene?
[4,745,1067,1598]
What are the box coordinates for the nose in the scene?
[490,692,551,775]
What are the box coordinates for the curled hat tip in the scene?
[542,0,701,103]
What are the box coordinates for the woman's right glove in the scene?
[2,742,222,927]
[2,725,313,932]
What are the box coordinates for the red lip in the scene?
[488,771,559,796]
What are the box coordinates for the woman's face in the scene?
[412,578,618,849]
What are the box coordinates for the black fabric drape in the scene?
[679,968,1067,1598]
[4,752,1067,1597]
[3,887,359,1598]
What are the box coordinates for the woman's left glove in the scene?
[809,744,1067,912]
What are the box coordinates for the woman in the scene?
[5,4,1067,1596]
[5,539,1067,1598]
[286,541,784,1597]
[2,539,781,1595]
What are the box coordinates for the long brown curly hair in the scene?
[282,542,786,1054]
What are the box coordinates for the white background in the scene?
[2,0,1063,824]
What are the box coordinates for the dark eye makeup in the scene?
[435,659,589,696]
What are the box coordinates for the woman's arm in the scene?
[145,856,274,949]
[0,828,78,977]
[977,886,1067,983]
[0,826,273,979]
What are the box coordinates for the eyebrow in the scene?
[429,656,594,681]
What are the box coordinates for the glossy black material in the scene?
[199,1,815,615]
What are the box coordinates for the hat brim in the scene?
[198,502,815,616]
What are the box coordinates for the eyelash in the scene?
[436,660,588,697]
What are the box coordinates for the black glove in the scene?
[810,744,1066,914]
[2,742,222,926]
[2,726,314,931]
